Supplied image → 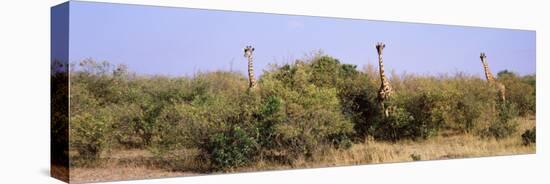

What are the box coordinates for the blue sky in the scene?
[60,1,536,77]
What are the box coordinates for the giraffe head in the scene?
[244,45,255,58]
[376,42,385,55]
[480,52,487,63]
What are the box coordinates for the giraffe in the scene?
[376,42,394,117]
[479,52,506,103]
[244,45,257,89]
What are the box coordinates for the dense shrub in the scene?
[366,93,443,141]
[362,78,448,141]
[445,78,499,133]
[202,126,259,170]
[481,102,519,139]
[498,70,536,116]
[258,57,355,160]
[402,92,445,139]
[67,55,534,169]
[291,54,379,141]
[69,62,114,160]
[111,102,165,148]
[70,108,114,160]
[255,95,284,150]
[369,107,414,141]
[521,127,536,145]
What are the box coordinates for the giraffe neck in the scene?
[378,54,389,88]
[247,56,256,88]
[482,61,496,83]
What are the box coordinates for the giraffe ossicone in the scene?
[376,42,386,55]
[244,45,255,57]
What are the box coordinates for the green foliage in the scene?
[70,107,113,160]
[202,126,259,170]
[521,127,536,145]
[498,70,536,116]
[328,133,353,149]
[256,96,284,149]
[366,87,445,141]
[444,78,498,133]
[402,92,445,139]
[259,56,355,160]
[68,55,534,169]
[308,55,358,87]
[370,107,414,141]
[481,102,519,139]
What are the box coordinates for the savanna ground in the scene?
[52,53,536,183]
[68,116,534,183]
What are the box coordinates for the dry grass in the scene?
[69,117,535,183]
[70,165,197,183]
[69,149,200,183]
[240,116,535,172]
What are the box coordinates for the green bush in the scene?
[370,107,414,141]
[481,102,519,139]
[70,108,113,160]
[403,92,445,139]
[255,95,284,150]
[367,90,444,141]
[498,70,536,116]
[432,76,498,133]
[202,126,259,170]
[451,82,488,132]
[67,55,535,170]
[521,127,536,145]
[328,133,353,149]
[258,56,354,160]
